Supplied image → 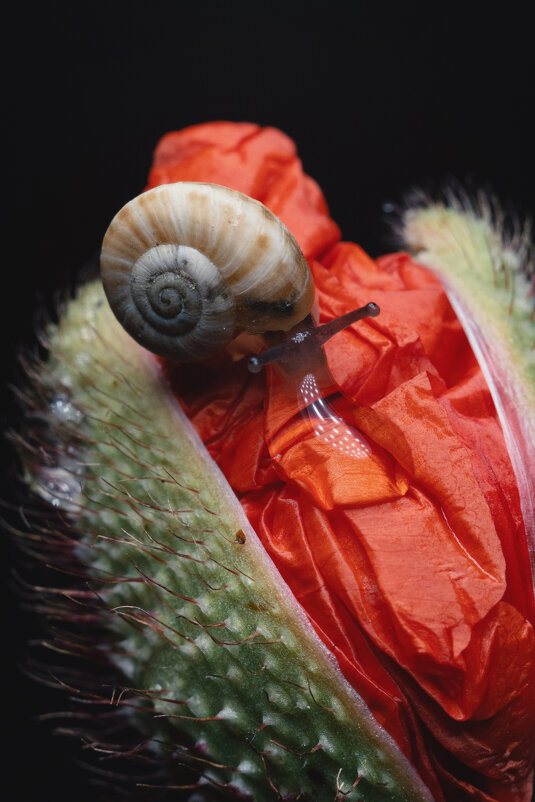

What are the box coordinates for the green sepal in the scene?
[22,280,434,802]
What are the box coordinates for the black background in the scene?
[1,1,534,800]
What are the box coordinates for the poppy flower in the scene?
[17,122,535,801]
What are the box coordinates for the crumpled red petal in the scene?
[155,122,535,802]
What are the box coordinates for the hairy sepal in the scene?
[403,193,535,593]
[20,281,434,801]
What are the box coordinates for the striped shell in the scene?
[100,182,315,362]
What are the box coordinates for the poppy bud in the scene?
[12,123,535,802]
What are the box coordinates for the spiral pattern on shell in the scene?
[100,182,314,362]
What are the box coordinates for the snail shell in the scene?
[100,182,314,362]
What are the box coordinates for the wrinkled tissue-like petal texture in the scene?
[152,122,535,802]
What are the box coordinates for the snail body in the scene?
[100,182,315,362]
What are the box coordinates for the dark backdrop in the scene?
[2,2,534,800]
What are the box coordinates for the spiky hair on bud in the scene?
[6,352,192,798]
[401,183,535,308]
[6,281,433,801]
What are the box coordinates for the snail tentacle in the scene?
[248,302,381,374]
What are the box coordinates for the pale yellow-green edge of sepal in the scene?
[403,199,535,589]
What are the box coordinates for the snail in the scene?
[100,181,379,374]
[101,181,381,474]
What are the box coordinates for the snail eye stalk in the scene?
[247,302,380,374]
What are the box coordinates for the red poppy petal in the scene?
[156,122,535,802]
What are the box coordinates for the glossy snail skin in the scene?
[100,182,315,361]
